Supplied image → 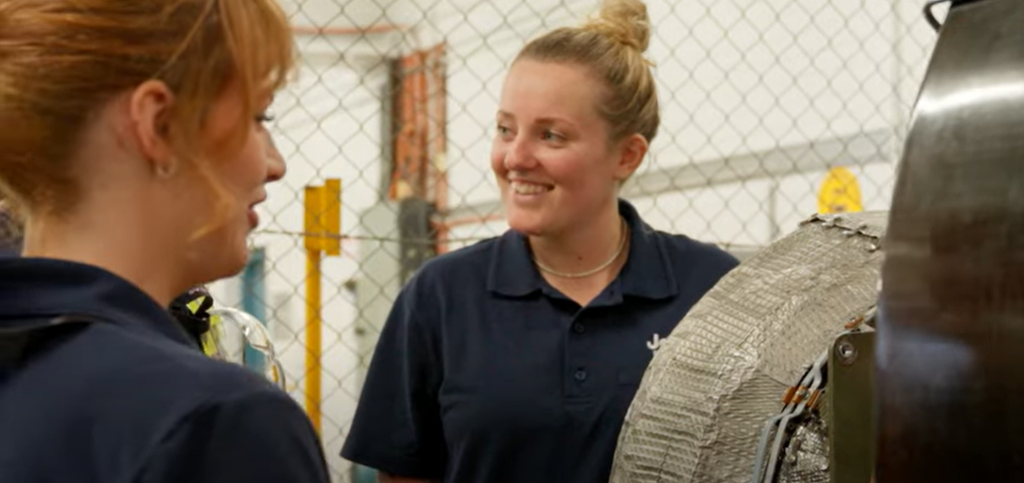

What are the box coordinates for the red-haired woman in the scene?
[0,1,329,482]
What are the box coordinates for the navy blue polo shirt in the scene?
[342,200,738,483]
[0,258,329,483]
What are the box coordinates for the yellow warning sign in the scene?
[817,167,863,214]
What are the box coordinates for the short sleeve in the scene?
[136,389,330,483]
[341,278,446,479]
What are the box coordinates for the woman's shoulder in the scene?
[79,319,284,404]
[642,225,738,268]
[0,316,303,473]
[636,226,740,294]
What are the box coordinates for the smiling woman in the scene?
[341,1,739,482]
[0,1,330,482]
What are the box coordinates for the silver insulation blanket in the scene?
[610,212,887,483]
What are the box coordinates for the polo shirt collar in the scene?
[0,257,194,347]
[487,199,678,300]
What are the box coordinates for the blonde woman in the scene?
[343,0,738,481]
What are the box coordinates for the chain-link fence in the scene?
[0,1,944,481]
[230,2,944,481]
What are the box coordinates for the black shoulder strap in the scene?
[0,314,107,369]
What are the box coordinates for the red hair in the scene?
[0,0,295,214]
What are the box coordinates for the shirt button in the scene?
[573,323,586,334]
[574,369,588,382]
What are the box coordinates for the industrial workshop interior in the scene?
[0,0,1020,482]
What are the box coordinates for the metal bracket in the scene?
[829,327,876,483]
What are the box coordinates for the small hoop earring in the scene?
[155,160,178,179]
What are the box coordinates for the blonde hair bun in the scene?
[515,0,660,142]
[582,0,652,53]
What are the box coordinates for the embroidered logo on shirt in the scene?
[647,333,663,351]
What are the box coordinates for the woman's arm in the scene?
[342,278,446,482]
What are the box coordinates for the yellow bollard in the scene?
[303,179,341,434]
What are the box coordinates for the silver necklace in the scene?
[532,218,629,279]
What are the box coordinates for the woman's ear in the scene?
[614,133,649,181]
[128,80,177,175]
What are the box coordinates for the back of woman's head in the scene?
[516,0,659,144]
[0,0,294,214]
